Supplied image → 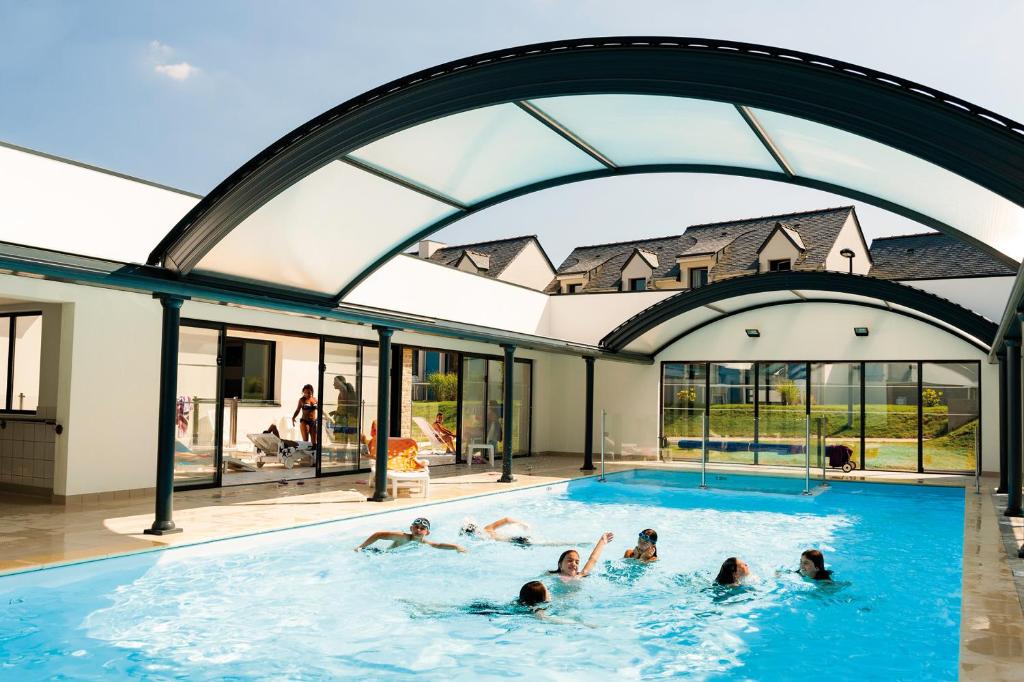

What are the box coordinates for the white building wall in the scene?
[824,216,872,274]
[343,254,551,337]
[497,240,556,291]
[897,277,1014,322]
[543,291,675,345]
[757,231,802,272]
[0,143,198,264]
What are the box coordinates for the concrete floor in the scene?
[1,455,1021,680]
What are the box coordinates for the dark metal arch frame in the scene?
[599,271,998,352]
[648,298,991,355]
[149,36,1024,305]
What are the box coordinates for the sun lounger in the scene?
[411,416,456,465]
[246,432,316,469]
[365,443,431,498]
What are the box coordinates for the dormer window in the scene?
[628,278,647,291]
[769,259,792,272]
[567,283,582,294]
[689,267,709,288]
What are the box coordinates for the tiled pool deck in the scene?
[0,455,1021,680]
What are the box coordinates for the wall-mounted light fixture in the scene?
[854,327,869,337]
[745,328,760,338]
[840,248,856,274]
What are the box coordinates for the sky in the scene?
[2,1,1022,265]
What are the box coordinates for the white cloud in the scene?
[149,40,173,56]
[154,62,198,81]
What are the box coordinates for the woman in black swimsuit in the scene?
[291,383,319,445]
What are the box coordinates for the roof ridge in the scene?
[684,205,854,230]
[432,234,538,252]
[869,231,941,242]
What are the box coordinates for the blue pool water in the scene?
[0,470,964,680]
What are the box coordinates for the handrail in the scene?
[0,417,63,434]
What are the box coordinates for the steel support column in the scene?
[499,345,516,483]
[371,326,394,501]
[998,351,1008,494]
[582,356,596,471]
[145,294,186,535]
[1005,338,1022,517]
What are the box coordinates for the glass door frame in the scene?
[176,318,378,490]
[658,358,982,475]
[459,351,535,460]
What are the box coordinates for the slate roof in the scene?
[869,232,1018,280]
[426,236,540,278]
[549,206,857,292]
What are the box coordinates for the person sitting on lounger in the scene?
[431,412,456,453]
[354,517,466,553]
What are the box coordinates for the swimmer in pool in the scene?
[460,517,533,545]
[354,517,466,553]
[798,549,833,581]
[518,580,550,607]
[714,557,752,586]
[623,528,659,562]
[549,532,614,579]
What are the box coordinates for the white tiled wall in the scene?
[0,420,57,491]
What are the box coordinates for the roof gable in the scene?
[757,222,806,255]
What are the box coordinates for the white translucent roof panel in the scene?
[195,161,456,295]
[711,290,800,313]
[528,95,781,171]
[621,306,722,354]
[0,143,198,263]
[753,108,1024,261]
[347,103,603,204]
[796,290,888,307]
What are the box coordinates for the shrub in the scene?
[428,372,459,402]
[921,388,944,407]
[777,379,802,406]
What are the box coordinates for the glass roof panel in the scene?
[347,103,604,204]
[194,160,457,295]
[753,108,1024,261]
[527,95,781,172]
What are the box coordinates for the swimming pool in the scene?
[0,470,964,680]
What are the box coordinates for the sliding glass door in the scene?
[175,326,221,487]
[661,363,706,461]
[708,363,755,464]
[758,363,808,467]
[459,355,532,463]
[922,362,979,473]
[321,341,362,473]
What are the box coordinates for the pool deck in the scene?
[0,454,1021,679]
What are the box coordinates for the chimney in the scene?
[418,239,446,259]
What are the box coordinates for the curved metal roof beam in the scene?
[148,37,1024,301]
[599,271,998,352]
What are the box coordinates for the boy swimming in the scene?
[354,517,466,553]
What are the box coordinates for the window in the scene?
[628,277,647,291]
[769,259,792,272]
[689,267,709,288]
[567,283,582,294]
[223,338,275,401]
[0,313,42,412]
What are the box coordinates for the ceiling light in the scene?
[745,328,760,338]
[854,327,869,337]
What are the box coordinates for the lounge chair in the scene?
[246,432,316,469]
[366,449,431,498]
[411,416,456,465]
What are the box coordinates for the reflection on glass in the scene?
[512,361,531,456]
[349,103,603,204]
[322,342,361,473]
[709,363,755,464]
[460,357,486,462]
[661,363,707,461]
[360,347,379,469]
[758,363,808,467]
[864,363,919,472]
[922,363,978,473]
[11,315,41,411]
[487,359,505,457]
[810,363,862,470]
[409,349,458,462]
[0,321,8,409]
[528,95,780,171]
[175,327,220,486]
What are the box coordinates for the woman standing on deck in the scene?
[292,384,319,445]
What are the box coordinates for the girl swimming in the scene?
[549,532,614,579]
[624,528,658,562]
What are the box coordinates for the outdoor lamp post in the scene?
[840,248,856,274]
